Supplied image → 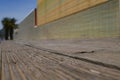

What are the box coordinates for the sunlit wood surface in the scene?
[0,41,120,80]
[37,0,108,26]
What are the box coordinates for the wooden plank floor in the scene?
[0,41,120,80]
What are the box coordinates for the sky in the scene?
[0,0,36,29]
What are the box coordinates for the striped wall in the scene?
[37,0,108,26]
[16,0,120,40]
[15,11,35,40]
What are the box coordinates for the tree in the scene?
[1,17,17,40]
[0,28,5,40]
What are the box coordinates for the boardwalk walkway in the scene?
[0,41,120,80]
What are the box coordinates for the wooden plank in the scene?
[0,47,2,80]
[0,41,120,80]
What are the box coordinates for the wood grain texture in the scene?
[0,41,120,80]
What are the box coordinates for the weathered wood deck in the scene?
[0,41,120,80]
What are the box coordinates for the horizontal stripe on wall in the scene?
[37,0,108,26]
